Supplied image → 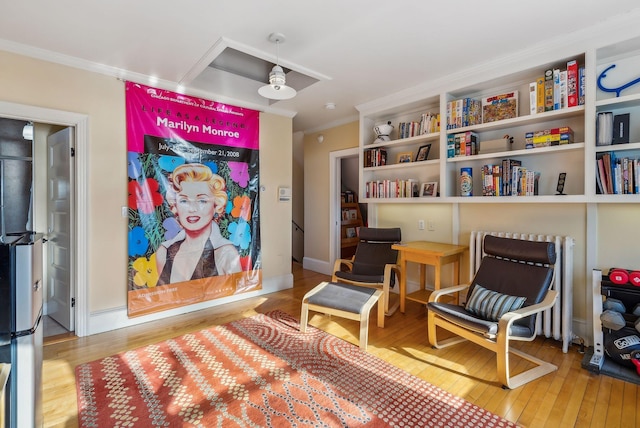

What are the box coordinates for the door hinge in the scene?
[70,147,75,157]
[71,297,76,307]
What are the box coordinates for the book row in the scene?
[397,112,441,139]
[446,98,482,130]
[446,91,519,130]
[529,59,585,114]
[365,179,420,199]
[478,159,540,196]
[596,152,640,195]
[525,126,574,148]
[448,126,575,159]
[445,58,584,131]
[363,148,387,167]
[448,132,479,157]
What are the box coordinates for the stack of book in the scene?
[363,148,387,167]
[447,131,479,158]
[525,126,574,148]
[419,112,440,134]
[480,159,540,196]
[365,179,419,199]
[596,152,639,194]
[397,121,421,139]
[528,59,584,114]
[446,98,481,130]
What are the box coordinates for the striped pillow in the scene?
[465,284,526,321]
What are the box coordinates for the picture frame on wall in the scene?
[415,144,431,162]
[397,152,413,163]
[421,181,438,197]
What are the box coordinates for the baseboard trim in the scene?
[302,257,332,276]
[86,273,293,336]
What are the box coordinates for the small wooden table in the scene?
[392,241,467,312]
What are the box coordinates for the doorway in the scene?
[329,148,359,267]
[0,101,89,338]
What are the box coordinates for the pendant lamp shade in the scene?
[259,33,296,100]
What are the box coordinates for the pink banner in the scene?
[125,82,261,317]
[126,82,259,152]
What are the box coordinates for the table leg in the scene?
[399,255,407,313]
[453,258,460,304]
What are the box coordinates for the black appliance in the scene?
[0,232,44,428]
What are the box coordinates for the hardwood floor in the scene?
[43,263,639,427]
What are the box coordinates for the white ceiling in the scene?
[1,1,640,133]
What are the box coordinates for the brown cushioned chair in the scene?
[332,227,402,316]
[427,235,559,389]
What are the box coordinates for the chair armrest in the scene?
[498,290,558,329]
[333,258,354,271]
[383,263,401,284]
[428,284,471,303]
[332,258,354,281]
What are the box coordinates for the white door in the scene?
[46,127,75,331]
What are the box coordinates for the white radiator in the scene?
[470,231,575,353]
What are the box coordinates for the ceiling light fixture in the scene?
[258,33,296,100]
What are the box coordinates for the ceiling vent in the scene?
[184,38,323,106]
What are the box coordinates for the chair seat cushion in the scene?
[465,283,526,322]
[427,302,534,338]
[307,282,378,315]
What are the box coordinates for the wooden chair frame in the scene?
[332,258,401,316]
[300,281,384,350]
[428,284,558,389]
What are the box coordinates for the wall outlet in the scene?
[428,220,435,231]
[418,220,425,230]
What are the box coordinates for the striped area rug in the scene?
[75,310,517,427]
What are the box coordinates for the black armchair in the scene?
[427,235,559,389]
[332,227,402,317]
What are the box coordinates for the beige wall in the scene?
[303,121,359,264]
[1,50,292,325]
[596,204,640,270]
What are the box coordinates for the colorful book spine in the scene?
[447,134,455,158]
[578,66,586,106]
[493,164,502,196]
[544,69,554,111]
[536,76,545,113]
[529,81,537,115]
[566,60,578,108]
[553,68,561,110]
[560,70,567,109]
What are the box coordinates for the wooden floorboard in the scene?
[42,263,640,427]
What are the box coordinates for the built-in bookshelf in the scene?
[359,56,588,203]
[360,97,442,201]
[360,54,586,203]
[592,37,640,201]
[340,191,364,258]
[357,37,640,204]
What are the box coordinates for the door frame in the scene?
[329,147,358,268]
[0,101,89,337]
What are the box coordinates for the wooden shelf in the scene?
[406,289,432,305]
[340,192,363,258]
